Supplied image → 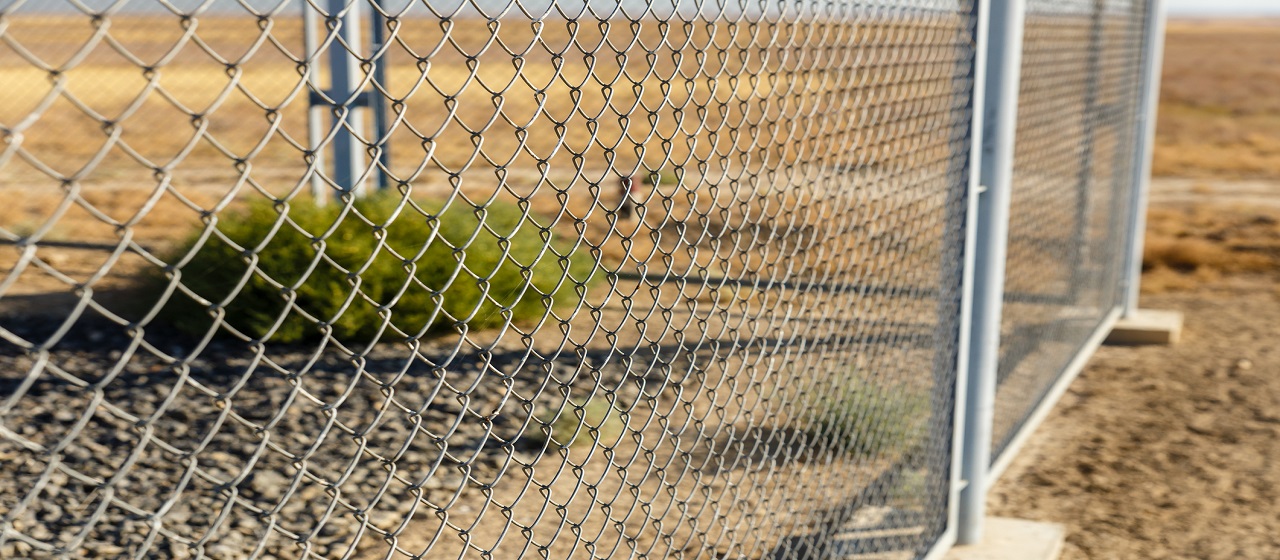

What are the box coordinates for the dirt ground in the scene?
[988,186,1280,559]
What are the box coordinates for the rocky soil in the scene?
[0,287,944,560]
[0,314,588,559]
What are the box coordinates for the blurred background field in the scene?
[1152,20,1280,179]
[1140,19,1280,293]
[0,10,963,303]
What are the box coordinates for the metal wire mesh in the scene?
[992,0,1150,460]
[1,1,976,558]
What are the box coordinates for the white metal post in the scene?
[929,0,990,556]
[957,0,1025,546]
[1121,0,1168,316]
[303,4,328,203]
[369,0,392,191]
[326,0,369,197]
[1068,0,1107,300]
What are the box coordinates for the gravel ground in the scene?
[0,314,593,559]
[0,277,945,559]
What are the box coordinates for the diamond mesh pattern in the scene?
[0,1,976,558]
[992,0,1151,460]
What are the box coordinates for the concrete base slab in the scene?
[1105,309,1183,345]
[943,517,1065,560]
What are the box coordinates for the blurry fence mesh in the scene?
[992,0,1151,460]
[0,1,977,559]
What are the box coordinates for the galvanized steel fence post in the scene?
[304,4,328,203]
[322,0,369,197]
[1069,0,1108,301]
[368,0,392,191]
[957,0,1026,546]
[1122,0,1169,316]
[937,0,990,554]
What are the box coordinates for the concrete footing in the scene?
[1105,308,1183,345]
[943,517,1065,560]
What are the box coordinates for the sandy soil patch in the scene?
[989,195,1280,559]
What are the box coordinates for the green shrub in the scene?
[641,168,680,188]
[532,397,625,449]
[808,379,929,458]
[157,194,593,343]
[887,468,930,510]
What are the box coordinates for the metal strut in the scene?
[305,0,391,200]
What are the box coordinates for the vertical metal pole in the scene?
[1067,0,1107,300]
[1121,0,1167,316]
[1104,1,1147,303]
[957,0,1026,546]
[369,0,391,191]
[303,4,327,204]
[327,0,368,197]
[941,0,989,549]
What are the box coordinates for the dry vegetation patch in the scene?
[1153,20,1280,179]
[1141,204,1280,292]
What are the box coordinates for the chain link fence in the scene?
[992,0,1152,463]
[1,1,984,558]
[1,0,1168,556]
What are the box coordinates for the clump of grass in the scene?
[532,397,625,449]
[154,194,594,343]
[5,219,69,243]
[887,468,931,510]
[641,168,680,188]
[807,379,928,458]
[1143,237,1227,272]
[1139,206,1280,294]
[1143,235,1272,273]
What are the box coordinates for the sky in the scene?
[1168,0,1280,15]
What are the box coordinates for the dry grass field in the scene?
[1152,19,1280,179]
[1131,19,1280,290]
[0,12,966,300]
